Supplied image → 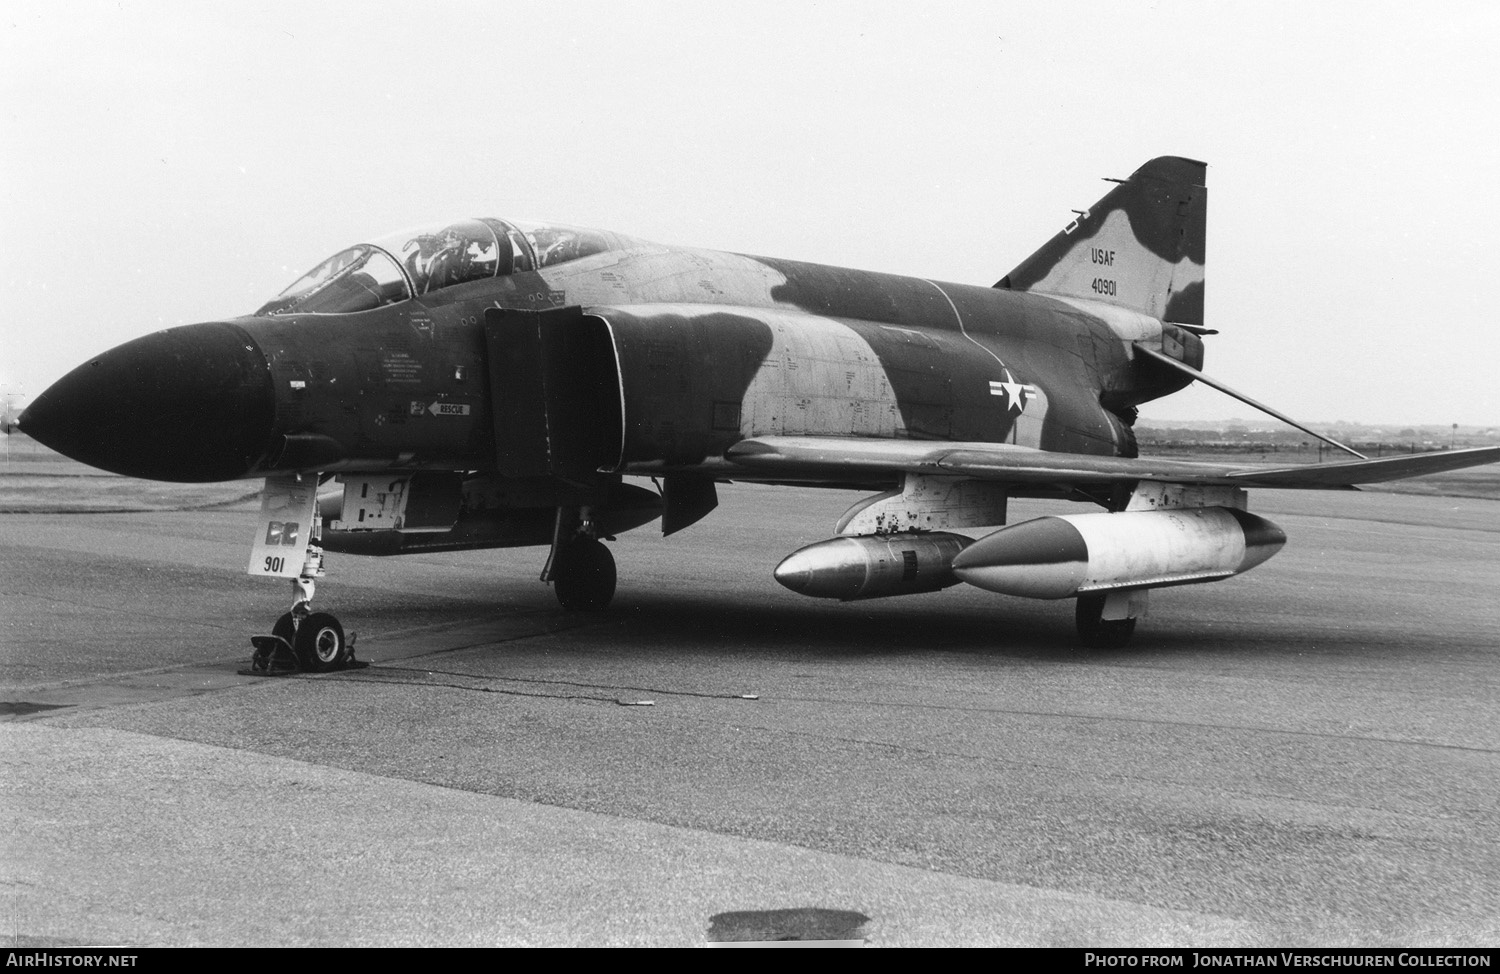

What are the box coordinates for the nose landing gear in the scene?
[247,540,363,675]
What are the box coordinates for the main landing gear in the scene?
[248,542,364,675]
[543,506,616,611]
[1075,590,1147,649]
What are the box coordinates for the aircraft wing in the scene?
[725,436,1500,490]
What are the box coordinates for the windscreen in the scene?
[255,245,410,316]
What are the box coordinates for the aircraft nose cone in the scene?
[19,322,275,482]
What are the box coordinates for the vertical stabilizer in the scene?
[997,156,1205,326]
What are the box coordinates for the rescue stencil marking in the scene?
[413,401,471,417]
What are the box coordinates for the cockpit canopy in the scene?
[255,218,630,316]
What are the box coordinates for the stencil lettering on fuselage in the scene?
[740,315,903,437]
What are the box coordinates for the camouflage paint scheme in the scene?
[999,154,1206,327]
[27,154,1496,527]
[25,158,1216,513]
[22,155,1500,648]
[245,158,1206,487]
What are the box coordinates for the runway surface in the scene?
[2,481,1498,946]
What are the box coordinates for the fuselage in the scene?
[20,224,1197,485]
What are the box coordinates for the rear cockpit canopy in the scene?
[254,218,632,316]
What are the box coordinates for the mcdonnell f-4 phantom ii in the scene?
[20,156,1500,668]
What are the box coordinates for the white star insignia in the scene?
[988,380,1035,415]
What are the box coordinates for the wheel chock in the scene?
[241,631,369,677]
[243,635,298,676]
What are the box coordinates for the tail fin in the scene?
[997,156,1206,326]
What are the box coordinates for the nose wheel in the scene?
[293,611,350,671]
[247,545,362,675]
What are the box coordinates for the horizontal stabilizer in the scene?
[1133,344,1365,458]
[725,436,1500,491]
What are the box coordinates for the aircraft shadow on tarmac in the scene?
[485,585,1224,662]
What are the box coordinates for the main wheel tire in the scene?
[553,538,616,611]
[1075,594,1137,649]
[294,611,348,671]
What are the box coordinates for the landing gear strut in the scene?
[543,506,616,611]
[1075,590,1146,649]
[248,521,360,675]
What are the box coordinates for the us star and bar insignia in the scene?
[988,379,1036,415]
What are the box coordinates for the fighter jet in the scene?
[20,157,1500,668]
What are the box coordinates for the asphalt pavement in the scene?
[3,483,1498,946]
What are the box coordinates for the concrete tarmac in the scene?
[2,483,1498,946]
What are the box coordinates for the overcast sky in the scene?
[3,0,1497,427]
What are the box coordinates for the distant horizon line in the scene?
[1136,415,1496,430]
